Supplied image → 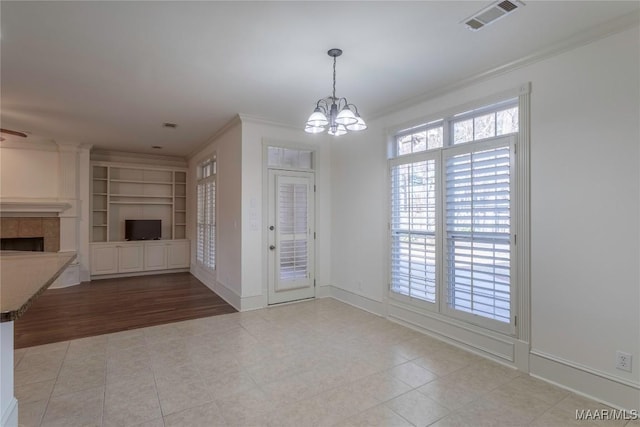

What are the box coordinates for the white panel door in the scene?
[90,244,118,275]
[117,244,144,273]
[167,240,190,269]
[144,242,167,271]
[268,170,315,304]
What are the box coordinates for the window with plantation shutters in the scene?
[390,157,438,303]
[197,157,216,270]
[443,139,513,327]
[389,97,519,334]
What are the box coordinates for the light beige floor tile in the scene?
[388,361,438,388]
[351,371,413,403]
[163,402,226,427]
[386,389,449,426]
[16,348,67,372]
[502,375,569,406]
[625,418,640,426]
[153,363,202,383]
[412,352,471,376]
[482,386,553,423]
[23,341,69,356]
[450,396,533,427]
[201,369,260,401]
[348,404,413,427]
[15,364,62,386]
[417,378,485,410]
[66,336,108,359]
[107,358,154,384]
[41,385,104,427]
[216,386,279,426]
[17,398,48,427]
[103,381,162,427]
[60,353,107,371]
[132,418,165,427]
[156,377,213,416]
[555,394,629,427]
[15,300,627,427]
[15,379,55,404]
[14,348,27,367]
[428,411,529,427]
[53,365,106,396]
[530,406,600,427]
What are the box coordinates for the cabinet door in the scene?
[167,240,190,269]
[144,243,168,271]
[117,244,144,273]
[91,245,118,275]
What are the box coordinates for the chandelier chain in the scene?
[332,55,337,101]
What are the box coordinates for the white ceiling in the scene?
[1,1,638,157]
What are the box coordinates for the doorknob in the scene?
[269,245,276,250]
[269,225,274,231]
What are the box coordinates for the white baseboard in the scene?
[90,268,189,281]
[530,350,640,411]
[190,264,242,311]
[239,294,267,311]
[329,286,385,316]
[316,285,331,298]
[0,398,17,427]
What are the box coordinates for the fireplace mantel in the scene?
[0,199,71,216]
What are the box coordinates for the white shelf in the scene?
[91,163,188,242]
[111,194,172,198]
[109,201,173,205]
[110,179,173,185]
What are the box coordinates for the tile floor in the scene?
[13,299,636,427]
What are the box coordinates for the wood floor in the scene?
[14,272,237,349]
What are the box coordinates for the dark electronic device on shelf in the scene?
[125,219,161,241]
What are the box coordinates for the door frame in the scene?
[262,141,316,306]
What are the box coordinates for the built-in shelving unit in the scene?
[90,162,190,278]
[90,163,188,242]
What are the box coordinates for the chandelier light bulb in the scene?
[346,114,367,131]
[306,108,328,127]
[335,107,358,126]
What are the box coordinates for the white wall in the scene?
[0,143,59,199]
[0,140,91,286]
[330,24,639,409]
[188,119,243,308]
[240,117,332,309]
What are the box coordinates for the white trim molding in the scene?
[0,199,71,216]
[530,350,640,411]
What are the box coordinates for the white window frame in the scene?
[196,156,216,271]
[388,85,530,337]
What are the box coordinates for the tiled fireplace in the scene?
[0,217,60,252]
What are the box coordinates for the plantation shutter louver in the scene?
[278,181,308,281]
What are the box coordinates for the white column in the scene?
[0,322,17,427]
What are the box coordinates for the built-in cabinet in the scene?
[90,161,189,277]
[90,240,190,276]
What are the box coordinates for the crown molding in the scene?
[0,199,71,215]
[370,11,640,121]
[187,115,243,160]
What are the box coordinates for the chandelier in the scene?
[305,48,367,136]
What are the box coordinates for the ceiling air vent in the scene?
[463,0,525,31]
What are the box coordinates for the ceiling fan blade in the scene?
[0,128,28,138]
